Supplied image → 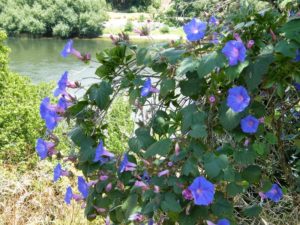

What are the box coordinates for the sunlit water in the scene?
[6,38,152,86]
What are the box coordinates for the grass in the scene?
[0,162,103,225]
[1,161,299,225]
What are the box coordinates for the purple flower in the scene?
[182,188,193,200]
[119,153,137,173]
[294,82,300,91]
[183,18,207,42]
[141,78,159,97]
[209,95,216,103]
[264,183,283,202]
[247,40,255,49]
[188,176,215,206]
[78,176,89,199]
[93,140,115,164]
[222,40,246,66]
[129,213,144,222]
[294,49,300,62]
[158,169,169,177]
[53,163,69,182]
[142,171,151,184]
[209,16,219,26]
[39,97,62,130]
[227,86,250,113]
[105,183,112,192]
[207,219,230,225]
[240,115,259,134]
[64,186,73,205]
[35,138,55,160]
[54,72,68,97]
[134,181,149,191]
[148,219,154,225]
[211,32,219,44]
[57,96,70,112]
[61,40,83,59]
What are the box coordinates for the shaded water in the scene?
[6,38,114,84]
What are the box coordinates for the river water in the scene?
[6,38,151,84]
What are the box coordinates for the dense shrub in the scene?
[37,1,300,224]
[124,20,134,32]
[0,0,108,38]
[0,31,52,166]
[159,25,170,33]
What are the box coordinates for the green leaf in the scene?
[197,51,226,78]
[161,193,182,212]
[275,40,298,58]
[227,182,243,197]
[219,102,243,131]
[88,81,113,110]
[244,54,274,91]
[211,193,234,217]
[234,149,256,165]
[252,142,266,155]
[179,77,206,98]
[242,165,261,184]
[181,104,206,133]
[144,139,172,158]
[204,160,221,178]
[243,205,262,217]
[135,127,155,149]
[176,57,198,76]
[160,78,175,97]
[189,124,207,138]
[122,194,138,217]
[225,60,249,81]
[152,110,170,135]
[182,157,199,176]
[161,48,185,64]
[266,133,278,144]
[281,18,300,43]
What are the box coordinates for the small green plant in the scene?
[124,20,133,32]
[138,14,146,22]
[159,25,170,34]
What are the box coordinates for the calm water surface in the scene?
[6,38,113,84]
[6,38,150,84]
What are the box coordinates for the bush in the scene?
[0,31,52,168]
[0,0,108,38]
[106,97,134,154]
[124,20,134,32]
[36,2,300,225]
[159,25,170,33]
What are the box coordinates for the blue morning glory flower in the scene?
[57,97,69,112]
[141,78,159,97]
[53,163,69,182]
[240,115,259,134]
[142,171,151,184]
[188,176,215,206]
[227,86,250,113]
[64,186,73,205]
[53,163,62,182]
[207,219,230,225]
[78,176,89,199]
[39,97,61,130]
[119,153,137,173]
[148,219,154,225]
[35,138,55,160]
[44,110,60,130]
[209,16,219,26]
[54,71,68,97]
[294,82,300,91]
[61,40,83,59]
[183,18,207,42]
[264,183,283,202]
[93,140,115,164]
[222,40,246,66]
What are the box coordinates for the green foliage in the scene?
[106,97,134,154]
[0,0,108,38]
[0,31,52,166]
[124,20,134,32]
[39,1,300,224]
[159,25,170,34]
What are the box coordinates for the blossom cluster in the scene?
[32,12,300,224]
